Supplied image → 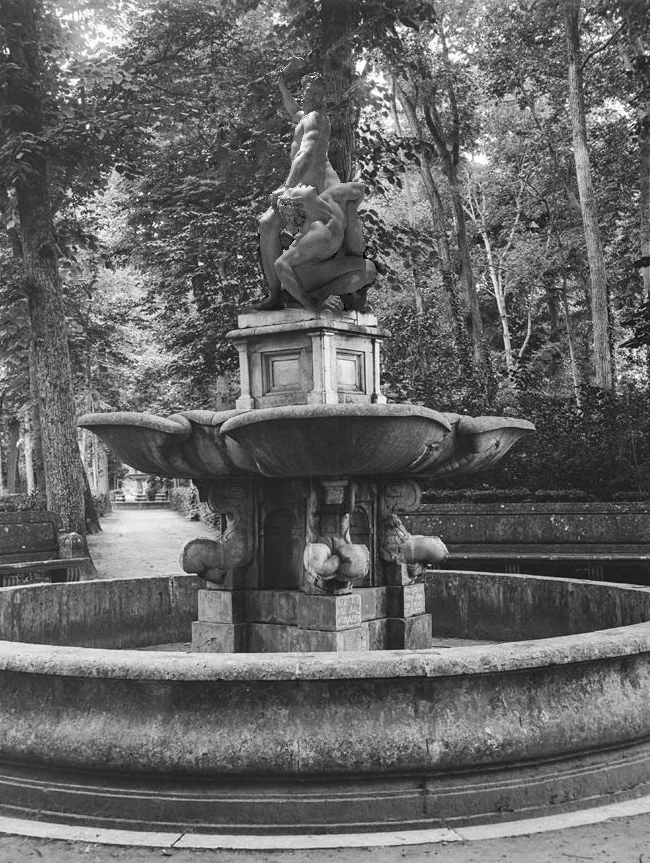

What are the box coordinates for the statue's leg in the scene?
[307,258,377,307]
[254,207,283,309]
[274,255,319,310]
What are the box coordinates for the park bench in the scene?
[0,511,90,587]
[403,502,650,583]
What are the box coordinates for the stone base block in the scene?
[295,593,361,630]
[387,614,432,650]
[367,618,387,650]
[191,621,246,653]
[193,589,427,652]
[356,585,426,622]
[247,623,291,653]
[245,590,298,625]
[197,589,245,624]
[382,562,412,586]
[386,584,426,618]
[248,623,369,653]
[358,587,387,621]
[244,591,361,631]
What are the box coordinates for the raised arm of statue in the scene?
[277,73,301,120]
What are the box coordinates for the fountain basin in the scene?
[2,571,650,833]
[78,406,534,481]
[220,403,451,476]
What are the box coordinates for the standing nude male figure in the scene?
[254,62,341,310]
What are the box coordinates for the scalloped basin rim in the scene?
[78,411,191,435]
[178,409,244,427]
[221,403,453,433]
[2,620,650,682]
[78,409,247,433]
[458,416,536,433]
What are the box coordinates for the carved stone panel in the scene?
[262,349,304,395]
[336,350,365,396]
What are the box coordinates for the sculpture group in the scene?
[254,59,376,313]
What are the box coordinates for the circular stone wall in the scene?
[1,572,650,834]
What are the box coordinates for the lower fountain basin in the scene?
[1,571,650,834]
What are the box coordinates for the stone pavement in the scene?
[2,506,649,861]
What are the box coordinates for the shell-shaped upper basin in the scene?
[220,403,452,477]
[79,405,534,481]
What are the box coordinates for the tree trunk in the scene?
[97,440,111,513]
[29,344,47,494]
[84,465,102,534]
[23,420,35,494]
[6,418,20,493]
[393,80,475,378]
[215,372,232,411]
[448,175,486,369]
[561,274,582,407]
[478,226,514,373]
[421,96,488,375]
[4,0,87,535]
[321,0,359,182]
[565,0,614,390]
[614,0,650,297]
[636,100,650,287]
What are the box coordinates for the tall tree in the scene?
[0,0,86,533]
[564,0,614,390]
[320,0,359,182]
[390,75,474,379]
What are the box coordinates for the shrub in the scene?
[91,493,111,517]
[0,491,46,512]
[169,484,220,527]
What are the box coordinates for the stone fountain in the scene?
[79,307,533,653]
[5,65,650,840]
[79,64,533,655]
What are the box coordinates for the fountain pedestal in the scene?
[230,308,388,409]
[192,583,432,652]
[185,470,436,652]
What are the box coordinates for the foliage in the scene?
[0,490,46,512]
[440,384,650,499]
[168,483,219,526]
[2,0,650,500]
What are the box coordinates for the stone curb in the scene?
[1,793,650,850]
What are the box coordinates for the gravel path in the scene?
[87,506,218,579]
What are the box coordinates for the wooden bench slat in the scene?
[1,552,67,564]
[0,558,88,574]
